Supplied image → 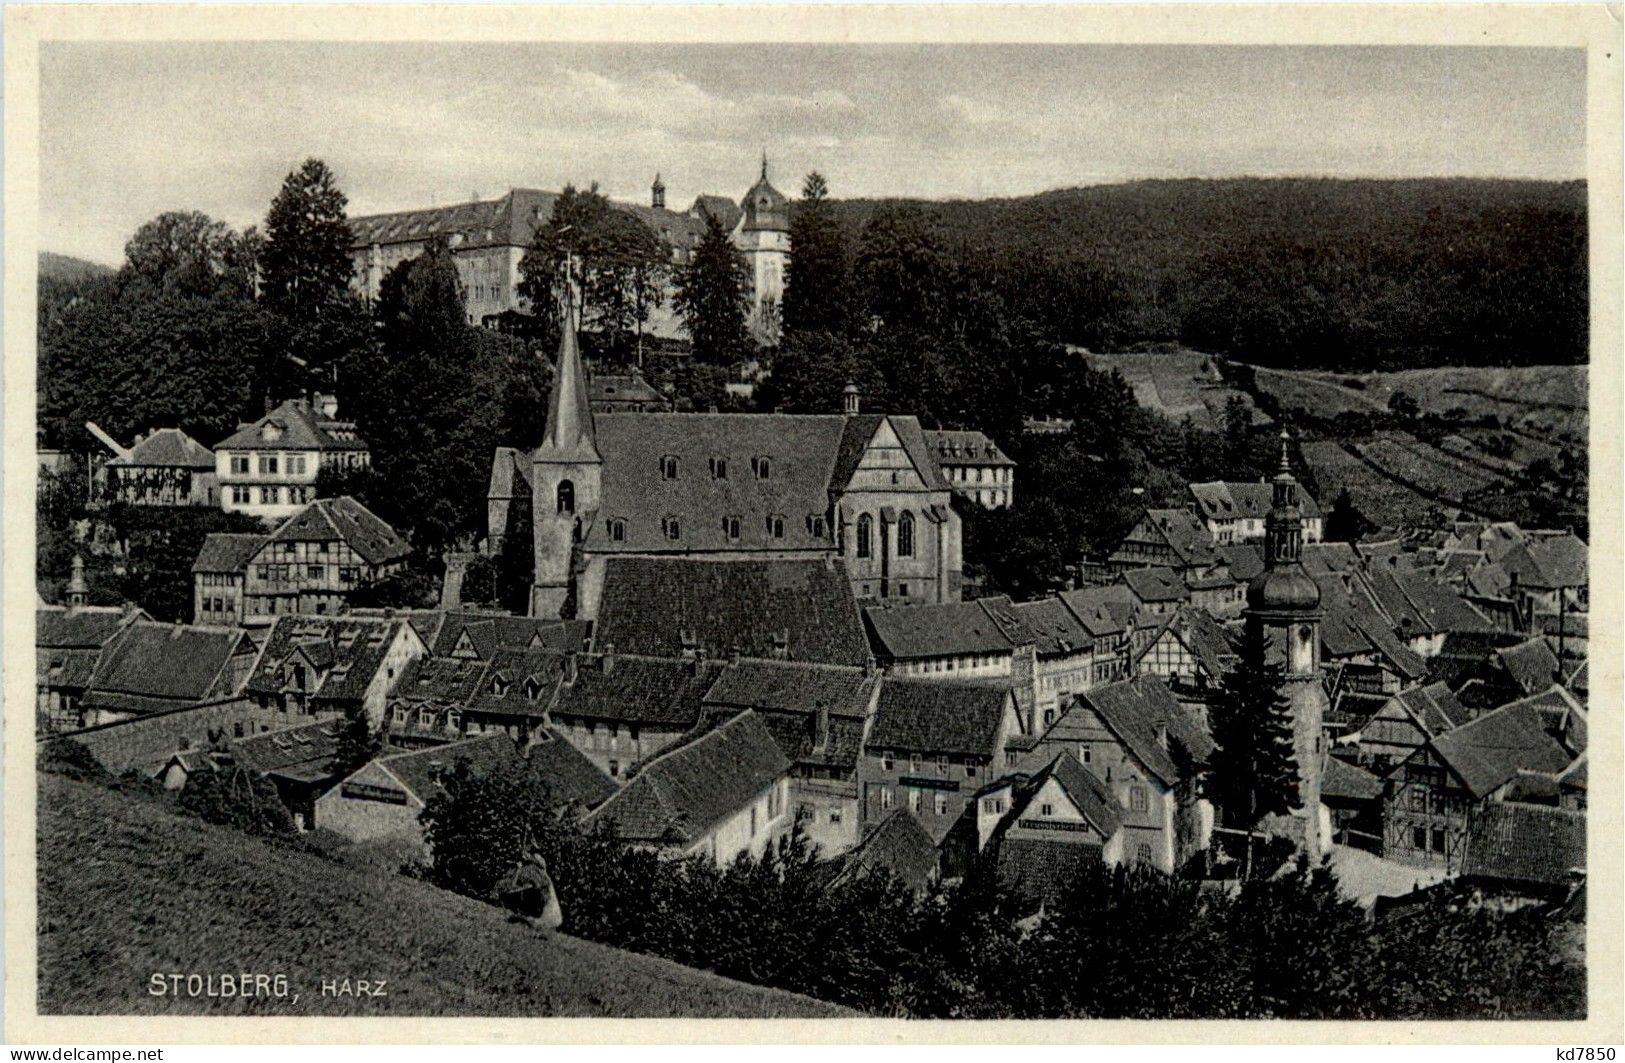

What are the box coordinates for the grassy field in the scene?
[1084,350,1262,431]
[36,774,851,1018]
[1296,365,1588,446]
[1299,440,1445,528]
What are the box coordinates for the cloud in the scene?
[941,93,1007,126]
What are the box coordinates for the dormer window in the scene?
[723,515,741,541]
[766,514,786,539]
[490,675,510,697]
[524,676,545,700]
[709,457,728,480]
[660,455,679,480]
[751,456,772,480]
[662,515,681,541]
[607,518,626,542]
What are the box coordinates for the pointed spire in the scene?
[761,150,769,182]
[1277,428,1293,478]
[537,324,600,465]
[67,553,88,610]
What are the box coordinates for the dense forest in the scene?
[819,178,1588,370]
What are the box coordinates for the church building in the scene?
[489,326,964,619]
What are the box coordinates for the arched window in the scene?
[606,518,626,542]
[766,514,785,539]
[662,515,681,541]
[752,456,772,480]
[557,479,574,515]
[660,455,679,480]
[897,511,915,557]
[722,515,741,541]
[856,514,872,559]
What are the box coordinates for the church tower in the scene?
[1243,431,1328,860]
[530,322,601,618]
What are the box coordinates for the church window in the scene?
[856,514,873,559]
[897,511,915,557]
[766,514,785,539]
[709,457,728,480]
[663,515,681,541]
[752,456,772,480]
[556,480,575,515]
[723,515,741,541]
[660,455,679,480]
[607,518,626,542]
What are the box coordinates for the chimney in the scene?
[599,652,614,676]
[728,647,741,666]
[842,381,861,416]
[680,629,697,660]
[314,393,339,419]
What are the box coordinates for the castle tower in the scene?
[66,553,88,612]
[530,322,601,618]
[651,173,666,211]
[736,153,790,345]
[1242,431,1328,860]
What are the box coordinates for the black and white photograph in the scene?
[8,4,1618,1041]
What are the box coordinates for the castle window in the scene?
[766,514,785,539]
[607,518,626,542]
[752,456,772,480]
[856,514,873,559]
[557,480,575,515]
[897,511,915,557]
[660,455,679,480]
[723,515,741,541]
[709,457,728,480]
[663,515,681,541]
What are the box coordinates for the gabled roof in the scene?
[701,658,875,718]
[863,598,1020,660]
[83,622,248,711]
[1321,754,1384,802]
[267,496,411,567]
[593,558,869,667]
[390,655,491,708]
[1057,585,1133,637]
[377,734,522,804]
[107,427,216,469]
[1073,675,1213,788]
[1497,637,1561,696]
[834,809,939,890]
[526,727,619,810]
[424,610,589,659]
[1010,753,1124,839]
[584,710,789,846]
[867,678,1010,758]
[1145,606,1236,679]
[1008,598,1095,657]
[1501,534,1587,590]
[232,720,344,779]
[216,398,369,453]
[35,605,141,650]
[1117,509,1216,569]
[1215,544,1266,582]
[1427,700,1573,797]
[1387,682,1469,737]
[1460,802,1584,890]
[486,446,532,501]
[191,533,266,575]
[465,647,573,718]
[1495,685,1586,755]
[551,654,719,727]
[923,429,1017,468]
[1189,480,1321,521]
[1123,566,1187,604]
[1300,542,1361,574]
[40,648,102,690]
[995,838,1105,903]
[244,616,412,703]
[588,372,666,409]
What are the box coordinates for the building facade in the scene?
[214,397,371,522]
[923,429,1016,509]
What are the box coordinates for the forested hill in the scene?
[39,251,116,284]
[823,178,1588,371]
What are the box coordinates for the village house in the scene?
[1056,585,1136,686]
[1122,567,1187,617]
[1321,754,1386,851]
[549,652,722,781]
[242,615,426,728]
[1134,605,1235,697]
[699,658,879,857]
[226,719,348,828]
[1025,675,1214,874]
[1188,480,1323,546]
[858,677,1025,845]
[826,809,941,892]
[1381,698,1573,870]
[214,396,371,522]
[396,609,590,660]
[863,595,1033,685]
[1458,801,1586,905]
[1005,597,1103,722]
[1109,508,1218,574]
[978,752,1126,903]
[78,621,257,727]
[1341,681,1470,776]
[588,371,671,413]
[385,646,570,747]
[590,556,871,667]
[584,709,792,863]
[35,595,147,733]
[922,429,1016,509]
[86,423,219,507]
[192,496,411,626]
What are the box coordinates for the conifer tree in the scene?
[674,210,751,365]
[1207,628,1301,880]
[782,171,852,338]
[259,158,356,317]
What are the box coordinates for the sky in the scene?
[39,42,1586,265]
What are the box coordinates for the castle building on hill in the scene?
[489,325,965,619]
[348,160,790,344]
[1243,432,1330,860]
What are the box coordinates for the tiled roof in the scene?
[1498,637,1561,696]
[1190,480,1322,521]
[232,720,344,778]
[584,710,789,846]
[996,838,1104,903]
[108,427,216,469]
[1057,585,1133,637]
[1007,598,1095,657]
[593,558,869,666]
[1391,682,1469,737]
[1074,675,1213,788]
[1494,685,1585,754]
[35,606,138,650]
[701,658,875,718]
[191,533,265,575]
[1215,544,1266,582]
[466,647,572,719]
[588,372,665,408]
[746,709,867,773]
[1010,753,1124,839]
[923,429,1017,468]
[1123,566,1187,604]
[1321,754,1384,801]
[1428,700,1572,797]
[391,656,491,708]
[267,496,410,567]
[40,648,101,690]
[551,654,719,727]
[425,610,590,659]
[1501,534,1587,590]
[486,446,532,501]
[244,616,409,704]
[1392,570,1493,635]
[1460,802,1585,890]
[378,734,522,803]
[84,622,246,707]
[1118,509,1217,570]
[216,398,369,453]
[1300,542,1361,574]
[1160,606,1236,679]
[866,677,1009,758]
[527,726,619,810]
[864,598,1020,660]
[836,809,940,890]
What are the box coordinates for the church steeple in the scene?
[537,323,600,466]
[1265,429,1304,567]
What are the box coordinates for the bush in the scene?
[177,765,296,838]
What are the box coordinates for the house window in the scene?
[230,455,249,475]
[808,515,826,537]
[1130,786,1149,812]
[1136,843,1154,865]
[557,480,575,515]
[1080,745,1091,764]
[394,706,408,725]
[1040,802,1054,817]
[766,514,785,539]
[965,763,977,778]
[448,712,462,732]
[937,755,948,773]
[609,759,620,778]
[897,512,915,557]
[660,455,679,480]
[829,810,842,825]
[1412,827,1427,850]
[709,457,728,480]
[752,456,771,480]
[1431,828,1447,853]
[910,753,921,773]
[984,798,1003,814]
[662,516,681,541]
[1043,708,1056,727]
[879,787,893,810]
[909,789,922,813]
[306,565,323,579]
[259,455,279,475]
[856,515,872,559]
[607,518,626,542]
[289,455,307,476]
[723,515,741,541]
[934,793,947,816]
[899,583,909,596]
[882,752,894,771]
[339,566,359,583]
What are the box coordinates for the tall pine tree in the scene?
[1207,628,1301,879]
[259,158,355,316]
[674,210,751,365]
[782,171,851,338]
